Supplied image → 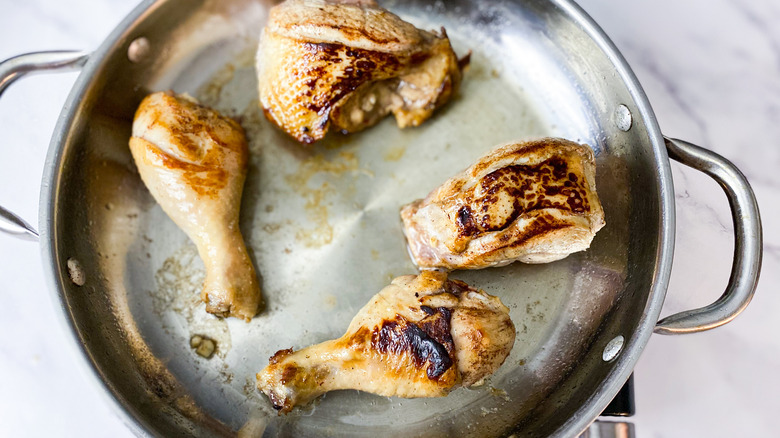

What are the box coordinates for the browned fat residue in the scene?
[383,145,406,161]
[456,156,590,237]
[371,309,454,380]
[285,152,361,248]
[269,348,294,365]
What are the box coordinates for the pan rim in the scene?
[543,0,674,435]
[37,0,676,436]
[39,1,173,436]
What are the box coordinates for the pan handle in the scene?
[0,51,89,241]
[654,137,762,335]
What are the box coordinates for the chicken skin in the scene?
[129,92,262,321]
[257,0,466,144]
[256,271,515,413]
[401,138,605,270]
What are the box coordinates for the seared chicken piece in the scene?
[401,138,605,270]
[129,91,262,321]
[257,0,466,144]
[256,271,515,413]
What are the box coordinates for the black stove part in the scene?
[601,374,635,417]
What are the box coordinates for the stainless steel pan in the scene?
[0,0,762,436]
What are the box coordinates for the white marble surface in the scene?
[0,0,776,436]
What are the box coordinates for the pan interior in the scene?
[52,0,661,436]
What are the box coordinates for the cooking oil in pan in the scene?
[121,13,625,436]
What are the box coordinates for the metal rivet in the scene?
[614,104,632,131]
[67,257,85,286]
[128,37,151,63]
[602,335,624,362]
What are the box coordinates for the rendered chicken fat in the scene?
[401,138,606,270]
[256,272,515,413]
[257,0,466,143]
[128,92,263,321]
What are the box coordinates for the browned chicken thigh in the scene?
[256,271,515,413]
[401,138,605,270]
[257,0,466,143]
[129,92,262,321]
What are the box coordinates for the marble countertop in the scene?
[0,0,776,436]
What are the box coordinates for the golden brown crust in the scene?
[256,273,514,413]
[259,37,409,143]
[257,0,464,143]
[131,92,248,198]
[400,138,605,270]
[129,91,262,321]
[370,308,455,380]
[266,0,422,53]
[134,92,247,158]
